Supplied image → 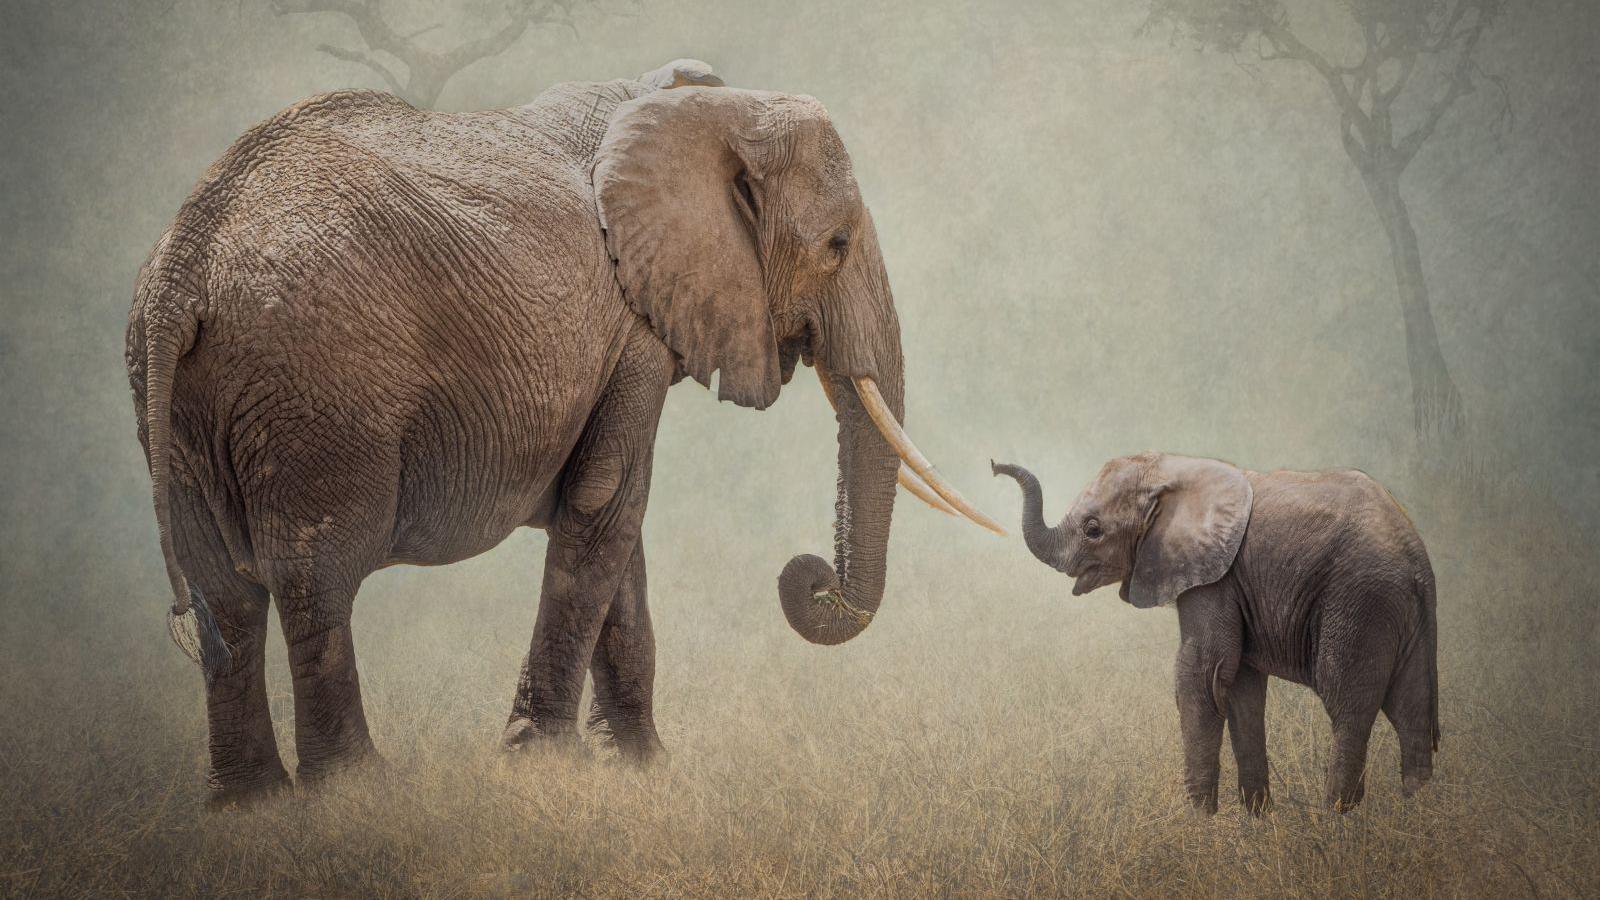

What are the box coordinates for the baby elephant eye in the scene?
[1083,521,1104,539]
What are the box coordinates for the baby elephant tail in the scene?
[1421,571,1440,751]
[1397,567,1441,799]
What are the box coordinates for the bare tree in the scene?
[1143,0,1509,439]
[271,0,584,108]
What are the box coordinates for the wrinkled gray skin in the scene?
[126,60,908,804]
[992,453,1439,814]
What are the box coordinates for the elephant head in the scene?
[594,85,1001,644]
[991,453,1252,608]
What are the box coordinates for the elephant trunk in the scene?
[778,369,902,645]
[779,211,1005,644]
[991,462,1068,570]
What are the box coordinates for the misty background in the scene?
[1,0,1596,859]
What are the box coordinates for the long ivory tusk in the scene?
[853,376,1009,536]
[899,466,960,517]
[814,366,957,517]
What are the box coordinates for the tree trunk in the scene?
[405,69,448,109]
[1359,165,1466,439]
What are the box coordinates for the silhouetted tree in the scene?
[272,0,585,108]
[1143,0,1509,439]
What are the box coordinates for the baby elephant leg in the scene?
[1324,707,1379,811]
[1174,588,1243,815]
[1227,665,1271,814]
[1382,642,1437,797]
[1316,606,1396,812]
[1175,638,1237,814]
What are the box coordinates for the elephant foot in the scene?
[295,740,384,786]
[501,716,586,757]
[1239,784,1272,816]
[611,732,668,767]
[1329,781,1366,813]
[501,715,539,750]
[1402,767,1432,797]
[205,766,292,811]
[1186,782,1219,816]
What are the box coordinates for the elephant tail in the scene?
[1419,568,1440,750]
[135,282,229,678]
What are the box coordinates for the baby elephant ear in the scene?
[1127,455,1253,609]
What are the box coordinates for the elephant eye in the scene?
[827,230,850,262]
[1083,520,1104,540]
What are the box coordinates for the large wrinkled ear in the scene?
[1127,456,1252,609]
[594,87,796,409]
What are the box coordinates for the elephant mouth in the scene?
[1071,567,1110,596]
[776,319,818,385]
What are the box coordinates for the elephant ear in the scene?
[594,87,803,409]
[636,58,725,90]
[1127,455,1253,609]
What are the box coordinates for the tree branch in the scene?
[1376,52,1417,109]
[314,42,406,95]
[1260,18,1375,149]
[273,0,411,60]
[1341,110,1369,168]
[440,1,568,72]
[1395,3,1494,169]
[1421,0,1475,52]
[275,0,581,105]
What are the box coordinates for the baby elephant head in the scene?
[991,453,1253,608]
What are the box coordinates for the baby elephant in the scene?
[992,452,1438,814]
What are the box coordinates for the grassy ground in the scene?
[2,472,1596,898]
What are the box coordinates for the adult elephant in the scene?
[126,60,1001,803]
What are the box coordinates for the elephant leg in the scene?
[1323,707,1379,811]
[1227,664,1271,814]
[170,484,287,803]
[504,324,671,751]
[504,449,652,750]
[1315,605,1393,812]
[261,521,383,780]
[1382,644,1436,797]
[247,435,398,782]
[1174,588,1242,815]
[279,591,376,781]
[587,542,665,763]
[1175,637,1233,815]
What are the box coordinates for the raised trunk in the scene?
[777,369,901,645]
[1360,164,1465,440]
[990,462,1067,569]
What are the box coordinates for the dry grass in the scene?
[2,472,1597,898]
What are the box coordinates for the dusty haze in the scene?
[2,0,1597,896]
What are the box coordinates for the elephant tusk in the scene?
[813,366,958,517]
[853,376,1008,537]
[898,466,960,517]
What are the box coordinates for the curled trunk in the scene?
[778,370,901,645]
[991,462,1067,570]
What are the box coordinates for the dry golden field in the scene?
[2,465,1596,899]
[5,1,1597,895]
